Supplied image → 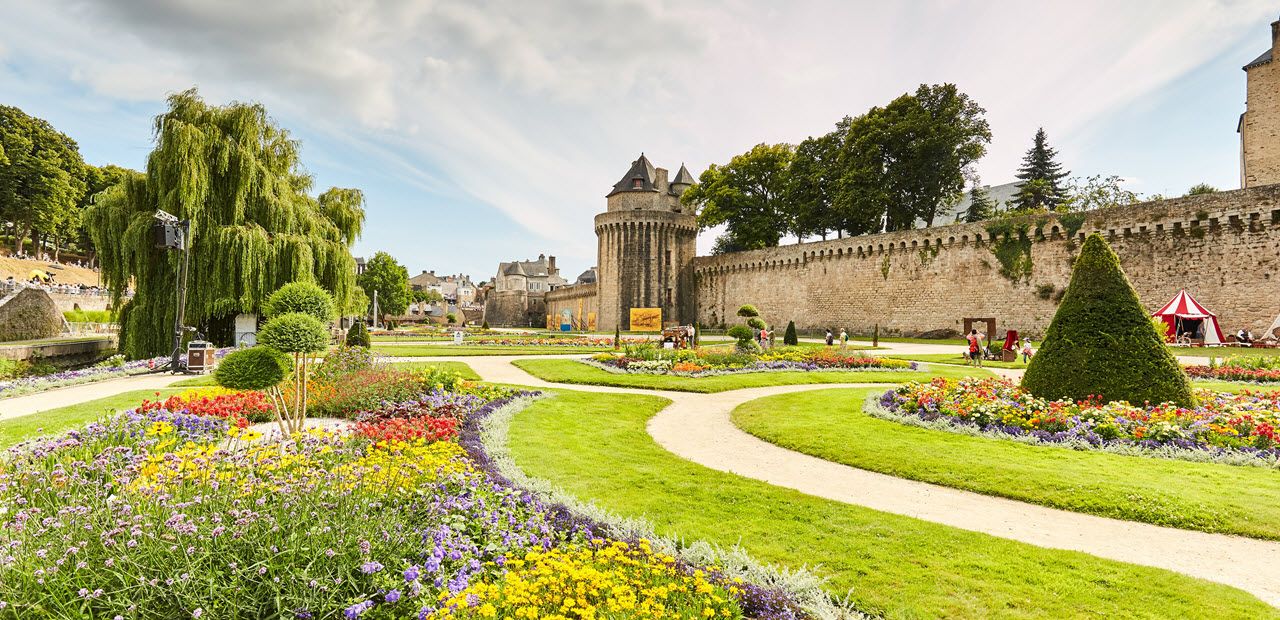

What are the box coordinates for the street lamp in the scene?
[153,210,193,374]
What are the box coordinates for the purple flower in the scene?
[403,565,420,582]
[344,600,374,619]
[193,608,204,618]
[385,589,401,604]
[361,560,384,574]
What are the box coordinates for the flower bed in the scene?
[136,387,275,427]
[1186,356,1280,384]
[0,379,810,618]
[590,345,915,376]
[880,377,1280,463]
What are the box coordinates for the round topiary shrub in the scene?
[726,324,753,343]
[746,317,767,331]
[264,282,336,323]
[215,346,291,390]
[345,320,370,348]
[1021,233,1193,406]
[258,312,329,354]
[736,304,760,318]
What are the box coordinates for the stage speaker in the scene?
[152,222,184,249]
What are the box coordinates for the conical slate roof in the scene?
[671,163,695,186]
[608,153,658,197]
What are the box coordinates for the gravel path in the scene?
[0,373,194,421]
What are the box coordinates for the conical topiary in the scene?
[783,320,798,346]
[1021,234,1192,406]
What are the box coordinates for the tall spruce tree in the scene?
[86,89,365,358]
[1021,234,1192,406]
[1012,128,1070,212]
[961,182,997,223]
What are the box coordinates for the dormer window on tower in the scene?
[631,178,642,189]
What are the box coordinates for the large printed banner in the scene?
[587,312,597,331]
[629,307,662,332]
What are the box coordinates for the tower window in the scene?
[631,178,642,189]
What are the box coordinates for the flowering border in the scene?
[460,394,868,620]
[867,392,1280,470]
[0,349,231,401]
[581,357,920,378]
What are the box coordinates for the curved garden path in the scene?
[0,373,192,422]
[396,353,1280,607]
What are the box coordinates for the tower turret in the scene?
[596,155,698,330]
[1240,13,1280,188]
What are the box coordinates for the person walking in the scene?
[825,329,834,346]
[839,329,848,350]
[1021,338,1034,363]
[967,329,983,367]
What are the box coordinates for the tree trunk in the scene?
[14,222,28,255]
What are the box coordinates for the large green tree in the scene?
[0,105,87,255]
[837,84,990,231]
[357,251,410,323]
[682,143,795,253]
[786,130,843,240]
[86,89,365,358]
[1061,175,1139,212]
[1012,128,1070,212]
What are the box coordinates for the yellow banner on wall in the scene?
[629,308,662,332]
[546,315,554,330]
[587,312,597,331]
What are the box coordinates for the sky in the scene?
[1,1,1276,282]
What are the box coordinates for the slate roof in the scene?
[608,154,659,197]
[1244,47,1273,70]
[671,163,695,186]
[409,271,441,287]
[500,256,555,278]
[575,267,598,284]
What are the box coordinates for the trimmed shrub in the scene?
[481,320,489,330]
[345,320,370,347]
[1021,234,1192,406]
[783,321,798,346]
[446,312,457,324]
[614,324,621,350]
[258,312,329,354]
[264,282,336,322]
[746,317,767,331]
[314,345,378,382]
[736,304,760,318]
[726,325,753,343]
[214,346,291,390]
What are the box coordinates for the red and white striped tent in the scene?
[1152,289,1225,344]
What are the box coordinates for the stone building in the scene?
[483,254,567,326]
[1240,13,1280,188]
[593,154,698,330]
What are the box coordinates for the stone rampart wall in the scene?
[692,185,1280,338]
[546,283,599,330]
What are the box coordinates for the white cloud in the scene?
[0,0,1275,272]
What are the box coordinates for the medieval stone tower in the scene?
[1240,12,1280,188]
[595,154,698,330]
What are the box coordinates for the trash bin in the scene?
[187,340,215,374]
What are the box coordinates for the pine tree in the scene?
[1012,128,1070,212]
[1021,234,1192,406]
[962,183,997,223]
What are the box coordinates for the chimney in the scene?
[1273,15,1279,51]
[548,255,557,275]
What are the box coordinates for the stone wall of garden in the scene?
[692,184,1280,338]
[0,287,66,342]
[546,282,599,329]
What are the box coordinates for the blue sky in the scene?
[1,1,1276,282]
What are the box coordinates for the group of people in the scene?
[2,275,115,297]
[3,249,94,270]
[965,329,1035,366]
[822,328,852,348]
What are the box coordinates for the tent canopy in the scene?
[1152,289,1225,344]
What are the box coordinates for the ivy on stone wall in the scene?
[1058,212,1087,240]
[986,219,1033,284]
[880,254,891,280]
[918,243,939,266]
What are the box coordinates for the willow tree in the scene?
[86,89,365,358]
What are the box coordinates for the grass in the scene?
[1178,346,1280,359]
[371,345,614,357]
[510,358,994,393]
[886,352,1028,369]
[732,388,1280,539]
[0,388,186,448]
[506,390,1278,618]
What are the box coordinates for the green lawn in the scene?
[371,345,614,357]
[1174,346,1280,359]
[886,352,1028,369]
[0,388,186,448]
[392,360,481,380]
[511,358,992,393]
[732,388,1280,539]
[506,390,1277,618]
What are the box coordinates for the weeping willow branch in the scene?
[84,88,365,358]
